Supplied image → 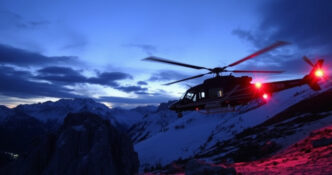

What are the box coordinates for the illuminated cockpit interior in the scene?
[184,91,195,100]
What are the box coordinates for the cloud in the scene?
[232,0,332,75]
[0,64,150,101]
[35,66,87,85]
[99,94,175,105]
[35,66,148,94]
[0,10,49,30]
[0,66,79,98]
[38,67,133,87]
[116,85,147,93]
[232,29,264,48]
[88,72,148,93]
[259,0,332,51]
[88,72,133,87]
[124,43,157,55]
[0,44,77,67]
[234,0,332,52]
[137,81,148,85]
[38,66,82,75]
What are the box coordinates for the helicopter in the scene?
[143,41,326,118]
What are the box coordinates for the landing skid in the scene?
[176,100,265,117]
[198,107,237,114]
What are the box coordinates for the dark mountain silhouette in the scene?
[0,112,139,175]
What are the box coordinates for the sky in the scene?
[0,0,331,108]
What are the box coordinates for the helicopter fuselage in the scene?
[169,70,323,116]
[169,75,257,112]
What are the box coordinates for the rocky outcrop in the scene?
[1,112,139,175]
[0,112,47,154]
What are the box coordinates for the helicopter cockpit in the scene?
[182,91,196,102]
[181,89,211,103]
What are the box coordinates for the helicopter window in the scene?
[193,94,197,102]
[218,90,223,97]
[209,88,223,98]
[199,92,205,99]
[184,92,194,100]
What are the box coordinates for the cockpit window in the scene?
[184,92,194,100]
[192,94,197,102]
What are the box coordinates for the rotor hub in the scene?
[211,67,226,73]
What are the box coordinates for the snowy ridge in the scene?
[111,105,157,128]
[15,98,118,125]
[128,102,178,143]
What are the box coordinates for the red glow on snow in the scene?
[314,69,324,77]
[233,126,332,175]
[255,82,262,89]
[195,107,199,111]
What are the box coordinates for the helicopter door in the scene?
[209,88,223,98]
[192,94,197,102]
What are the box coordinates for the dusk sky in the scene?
[0,0,331,108]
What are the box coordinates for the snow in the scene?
[111,106,156,127]
[272,112,332,149]
[134,82,332,169]
[135,112,230,167]
[14,98,119,126]
[234,124,332,175]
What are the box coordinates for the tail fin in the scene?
[303,56,324,91]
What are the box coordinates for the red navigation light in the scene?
[195,107,199,111]
[262,93,269,100]
[314,69,324,77]
[255,82,262,89]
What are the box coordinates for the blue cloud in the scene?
[0,66,79,98]
[0,44,77,67]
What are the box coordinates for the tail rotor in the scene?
[303,56,326,90]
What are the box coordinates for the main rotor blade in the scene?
[229,70,284,73]
[143,56,210,70]
[227,41,289,67]
[163,73,209,85]
[303,56,314,67]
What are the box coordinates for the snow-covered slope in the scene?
[133,82,332,169]
[111,105,157,128]
[128,102,178,143]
